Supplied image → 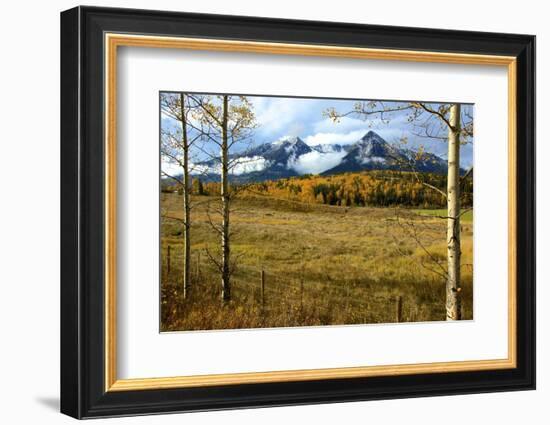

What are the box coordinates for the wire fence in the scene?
[161,243,446,324]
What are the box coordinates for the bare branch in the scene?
[395,214,449,279]
[161,171,183,186]
[411,102,453,130]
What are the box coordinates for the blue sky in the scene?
[160,94,474,174]
[246,96,473,166]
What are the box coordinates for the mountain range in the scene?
[187,130,448,182]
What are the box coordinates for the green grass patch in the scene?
[411,208,473,223]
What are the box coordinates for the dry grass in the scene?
[160,192,473,331]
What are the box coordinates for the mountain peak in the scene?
[243,135,312,167]
[273,135,304,146]
[360,130,386,144]
[352,131,391,159]
[323,131,447,175]
[190,130,448,181]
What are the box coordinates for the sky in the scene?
[160,94,474,176]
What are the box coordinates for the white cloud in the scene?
[178,156,270,176]
[304,129,367,146]
[288,150,347,175]
[230,156,269,175]
[161,161,181,177]
[189,163,215,175]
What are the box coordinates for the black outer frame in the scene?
[60,6,536,419]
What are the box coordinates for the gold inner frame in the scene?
[104,33,518,392]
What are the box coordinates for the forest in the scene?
[163,170,473,209]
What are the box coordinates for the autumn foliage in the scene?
[189,170,473,209]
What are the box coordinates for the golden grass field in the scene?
[160,192,473,331]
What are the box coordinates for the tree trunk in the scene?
[220,95,231,302]
[446,104,462,320]
[180,93,191,299]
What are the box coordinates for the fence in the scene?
[161,243,443,324]
[162,244,204,287]
[233,269,420,324]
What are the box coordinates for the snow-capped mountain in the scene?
[188,131,448,182]
[245,136,313,164]
[323,131,447,175]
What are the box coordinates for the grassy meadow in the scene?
[160,189,473,332]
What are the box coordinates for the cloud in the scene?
[306,114,413,146]
[230,156,269,175]
[172,156,270,176]
[304,129,368,146]
[288,150,347,175]
[161,161,182,177]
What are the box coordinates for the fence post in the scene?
[261,270,265,306]
[300,253,305,312]
[395,295,403,323]
[299,277,304,311]
[167,245,171,276]
[196,251,201,281]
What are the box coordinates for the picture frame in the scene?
[60,5,535,419]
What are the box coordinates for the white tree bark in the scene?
[446,104,462,320]
[220,95,231,302]
[180,93,191,299]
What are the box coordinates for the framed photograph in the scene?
[60,6,535,419]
